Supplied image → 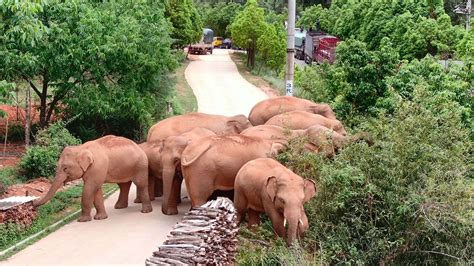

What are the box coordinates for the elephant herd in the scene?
[33,96,371,245]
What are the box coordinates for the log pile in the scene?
[146,197,239,265]
[0,200,37,227]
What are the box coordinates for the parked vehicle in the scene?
[294,29,306,60]
[189,28,214,55]
[221,38,232,49]
[303,30,340,65]
[213,37,223,48]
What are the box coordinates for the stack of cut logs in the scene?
[146,197,238,265]
[0,200,37,227]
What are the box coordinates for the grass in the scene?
[0,167,22,188]
[236,220,314,265]
[229,51,285,95]
[0,182,117,259]
[173,59,198,114]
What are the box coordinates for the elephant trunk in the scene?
[33,172,66,207]
[284,208,301,246]
[350,132,374,146]
[161,165,178,215]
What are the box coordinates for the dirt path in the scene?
[3,48,268,265]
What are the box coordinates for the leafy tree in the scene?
[257,23,286,74]
[230,0,267,68]
[199,2,242,37]
[457,28,474,60]
[1,1,176,140]
[165,0,203,48]
[297,0,465,60]
[296,38,399,124]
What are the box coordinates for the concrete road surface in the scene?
[3,48,268,265]
[185,49,268,116]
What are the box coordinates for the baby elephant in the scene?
[234,158,317,245]
[33,135,152,222]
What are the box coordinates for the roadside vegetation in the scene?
[197,0,473,264]
[0,0,202,257]
[172,58,198,114]
[229,52,284,94]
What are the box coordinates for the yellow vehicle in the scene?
[212,37,223,48]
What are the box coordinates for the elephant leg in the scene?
[93,187,108,220]
[132,171,153,213]
[248,209,261,230]
[233,191,247,225]
[154,176,163,197]
[78,182,99,222]
[115,182,132,209]
[136,174,161,203]
[176,169,183,204]
[173,173,183,204]
[189,186,213,207]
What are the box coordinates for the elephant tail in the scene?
[181,142,212,167]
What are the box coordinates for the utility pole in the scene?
[468,0,472,31]
[285,0,296,96]
[454,0,471,31]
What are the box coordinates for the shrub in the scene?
[275,86,472,264]
[239,86,472,264]
[19,122,81,180]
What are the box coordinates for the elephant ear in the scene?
[227,115,249,133]
[269,141,285,156]
[78,149,94,172]
[265,176,278,202]
[303,179,317,203]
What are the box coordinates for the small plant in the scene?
[19,122,81,180]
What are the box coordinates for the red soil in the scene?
[1,178,52,199]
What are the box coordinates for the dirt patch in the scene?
[2,178,52,198]
[0,143,26,169]
[259,85,280,98]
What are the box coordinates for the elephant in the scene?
[265,110,348,136]
[33,135,152,222]
[241,125,305,143]
[180,135,285,207]
[147,112,252,142]
[234,158,317,245]
[161,127,216,215]
[248,96,336,125]
[303,125,373,157]
[137,140,164,202]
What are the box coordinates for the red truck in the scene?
[303,30,340,65]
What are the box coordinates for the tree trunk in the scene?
[25,87,31,147]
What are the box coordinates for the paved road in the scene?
[4,48,268,266]
[185,49,268,116]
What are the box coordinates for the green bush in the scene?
[19,122,81,180]
[0,123,25,142]
[275,87,472,264]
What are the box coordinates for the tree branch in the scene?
[25,78,41,97]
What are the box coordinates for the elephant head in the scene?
[306,103,337,120]
[33,146,93,206]
[225,115,252,134]
[160,135,188,215]
[304,125,373,157]
[266,176,316,245]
